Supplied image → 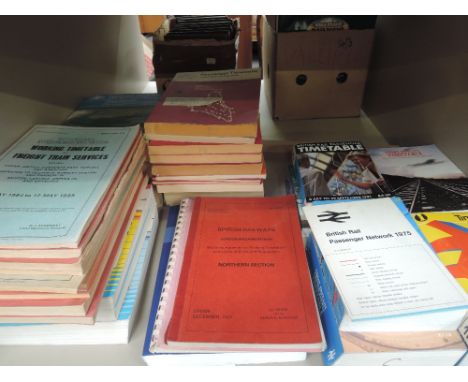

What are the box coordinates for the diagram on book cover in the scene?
[189,89,235,123]
[297,150,390,201]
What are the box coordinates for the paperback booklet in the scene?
[368,144,466,179]
[382,175,468,213]
[306,232,467,366]
[142,204,307,365]
[65,93,160,127]
[412,210,468,293]
[302,197,468,321]
[0,124,140,248]
[293,141,391,204]
[163,195,324,351]
[144,69,261,142]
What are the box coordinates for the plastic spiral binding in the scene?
[150,198,191,351]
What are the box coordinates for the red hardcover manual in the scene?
[165,195,324,351]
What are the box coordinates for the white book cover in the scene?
[368,144,465,179]
[303,197,468,321]
[0,124,140,248]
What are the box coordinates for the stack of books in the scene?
[144,68,265,206]
[142,195,324,365]
[303,197,468,366]
[294,144,468,366]
[0,124,159,344]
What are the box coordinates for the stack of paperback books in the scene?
[142,195,324,365]
[0,124,159,344]
[144,68,266,206]
[302,197,468,366]
[290,142,468,365]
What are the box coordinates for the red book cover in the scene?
[144,69,261,139]
[165,195,324,351]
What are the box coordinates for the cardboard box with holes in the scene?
[262,16,377,119]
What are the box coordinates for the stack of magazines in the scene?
[0,124,159,345]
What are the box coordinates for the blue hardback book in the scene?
[142,205,179,357]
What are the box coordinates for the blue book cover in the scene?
[142,205,179,357]
[305,234,346,366]
[0,125,139,248]
[65,93,160,127]
[76,94,160,109]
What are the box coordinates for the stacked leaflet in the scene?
[303,197,468,366]
[144,69,266,206]
[142,196,324,365]
[0,186,159,344]
[0,124,147,325]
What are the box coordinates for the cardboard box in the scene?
[263,16,375,119]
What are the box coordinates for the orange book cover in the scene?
[165,195,324,351]
[150,159,265,177]
[147,124,263,155]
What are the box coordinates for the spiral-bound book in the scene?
[164,196,323,351]
[143,205,181,360]
[142,198,309,365]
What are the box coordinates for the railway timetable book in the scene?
[164,195,324,351]
[293,141,391,204]
[303,198,468,321]
[0,124,140,249]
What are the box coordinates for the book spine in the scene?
[293,160,306,206]
[118,196,159,321]
[150,199,191,349]
[305,235,345,366]
[142,205,180,356]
